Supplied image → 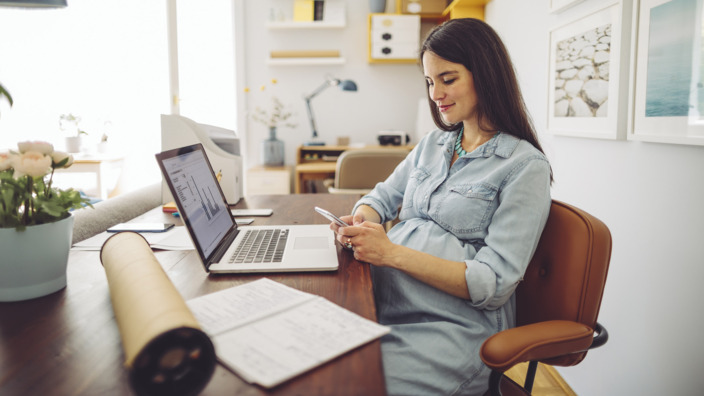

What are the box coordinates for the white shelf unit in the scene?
[266,1,346,66]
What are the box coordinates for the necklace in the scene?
[454,127,467,157]
[455,128,500,157]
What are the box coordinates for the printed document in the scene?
[186,278,390,388]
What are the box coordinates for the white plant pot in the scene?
[0,214,74,302]
[65,136,82,153]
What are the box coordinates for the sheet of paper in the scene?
[213,297,390,388]
[186,278,390,388]
[72,227,194,251]
[187,278,314,336]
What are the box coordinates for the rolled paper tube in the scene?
[100,232,216,396]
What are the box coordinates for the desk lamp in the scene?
[304,76,357,146]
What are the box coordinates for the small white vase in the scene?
[0,214,74,302]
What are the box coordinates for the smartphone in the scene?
[107,223,175,233]
[314,206,350,227]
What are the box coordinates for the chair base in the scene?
[485,372,529,396]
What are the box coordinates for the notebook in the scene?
[155,143,339,273]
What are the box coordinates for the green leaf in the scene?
[0,83,13,107]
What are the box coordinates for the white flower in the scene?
[0,151,12,171]
[1,139,91,229]
[17,141,54,155]
[12,150,52,178]
[51,151,74,168]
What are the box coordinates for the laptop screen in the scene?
[158,145,235,260]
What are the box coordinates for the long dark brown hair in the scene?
[420,18,550,165]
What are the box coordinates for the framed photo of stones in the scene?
[549,0,586,13]
[628,0,704,146]
[547,2,631,139]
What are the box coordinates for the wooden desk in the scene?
[294,145,412,193]
[0,194,385,396]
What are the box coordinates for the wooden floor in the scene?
[504,363,577,396]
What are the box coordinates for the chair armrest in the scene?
[480,320,594,372]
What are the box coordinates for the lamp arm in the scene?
[305,97,318,139]
[304,80,334,101]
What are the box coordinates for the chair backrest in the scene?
[334,148,409,190]
[516,200,612,367]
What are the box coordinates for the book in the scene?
[162,201,178,213]
[293,0,314,22]
[314,0,325,21]
[186,278,390,388]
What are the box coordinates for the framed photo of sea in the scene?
[628,0,704,145]
[547,2,631,139]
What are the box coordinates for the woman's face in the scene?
[422,51,478,126]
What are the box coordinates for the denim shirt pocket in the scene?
[401,167,430,214]
[435,182,498,235]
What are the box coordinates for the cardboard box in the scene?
[401,0,448,15]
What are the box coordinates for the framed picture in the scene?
[547,2,630,139]
[628,0,704,146]
[549,0,587,13]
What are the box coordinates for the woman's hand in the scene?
[329,206,470,299]
[336,221,397,266]
[329,204,380,234]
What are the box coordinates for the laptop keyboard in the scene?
[229,229,289,264]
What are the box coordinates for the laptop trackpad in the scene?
[294,236,329,250]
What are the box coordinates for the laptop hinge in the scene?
[207,228,238,270]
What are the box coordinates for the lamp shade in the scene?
[0,0,67,7]
[339,80,357,92]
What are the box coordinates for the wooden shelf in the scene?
[441,0,489,20]
[267,57,346,66]
[266,20,346,29]
[394,0,489,21]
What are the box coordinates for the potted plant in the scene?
[60,113,88,153]
[0,140,91,301]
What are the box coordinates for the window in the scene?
[0,0,242,193]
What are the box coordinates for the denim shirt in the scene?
[354,129,551,395]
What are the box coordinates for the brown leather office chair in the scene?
[480,200,612,396]
[327,148,409,195]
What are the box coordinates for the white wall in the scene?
[486,0,704,394]
[240,1,430,169]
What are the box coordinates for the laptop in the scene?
[155,143,339,273]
